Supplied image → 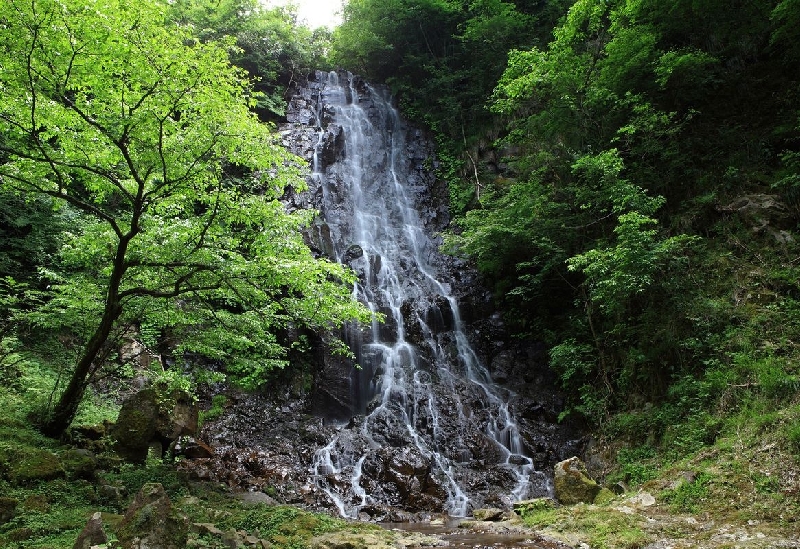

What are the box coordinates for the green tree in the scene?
[0,0,371,437]
[168,0,332,118]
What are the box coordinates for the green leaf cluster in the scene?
[338,0,800,429]
[0,0,371,435]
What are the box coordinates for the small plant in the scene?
[614,445,660,485]
[199,394,228,427]
[787,422,800,455]
[661,472,712,513]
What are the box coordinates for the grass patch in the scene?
[661,472,712,513]
[521,504,647,549]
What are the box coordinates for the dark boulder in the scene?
[115,483,188,549]
[0,497,18,525]
[111,388,198,463]
[73,511,107,549]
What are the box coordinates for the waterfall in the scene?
[306,71,549,519]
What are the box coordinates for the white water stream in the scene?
[308,71,543,518]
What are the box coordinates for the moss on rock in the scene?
[5,447,64,484]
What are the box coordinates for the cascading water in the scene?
[305,71,550,518]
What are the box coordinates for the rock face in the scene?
[553,457,600,504]
[115,483,188,549]
[193,70,583,519]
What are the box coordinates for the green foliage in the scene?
[170,0,333,119]
[522,503,647,549]
[661,472,712,513]
[107,462,188,504]
[787,422,800,455]
[434,0,800,428]
[220,505,346,547]
[0,0,372,435]
[199,394,228,427]
[614,445,660,485]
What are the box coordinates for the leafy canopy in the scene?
[0,0,371,434]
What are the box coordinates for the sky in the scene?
[266,0,344,29]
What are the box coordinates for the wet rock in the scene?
[343,244,364,263]
[73,511,107,549]
[115,483,189,549]
[554,457,600,504]
[320,124,345,167]
[170,436,214,459]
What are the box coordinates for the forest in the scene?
[1,0,799,547]
[332,0,800,434]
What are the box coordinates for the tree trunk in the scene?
[40,302,121,437]
[40,234,131,438]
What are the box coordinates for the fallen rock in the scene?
[73,511,107,549]
[628,491,656,508]
[170,436,214,459]
[554,457,600,504]
[115,483,189,549]
[191,523,224,537]
[111,389,199,463]
[61,448,98,480]
[472,507,506,521]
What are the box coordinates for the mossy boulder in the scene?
[554,456,601,504]
[111,389,159,463]
[111,388,198,464]
[60,448,98,480]
[5,447,64,485]
[512,497,557,517]
[0,497,18,525]
[115,483,189,549]
[23,494,49,513]
[472,507,505,521]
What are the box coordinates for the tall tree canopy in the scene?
[168,0,333,118]
[335,0,799,423]
[0,0,370,436]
